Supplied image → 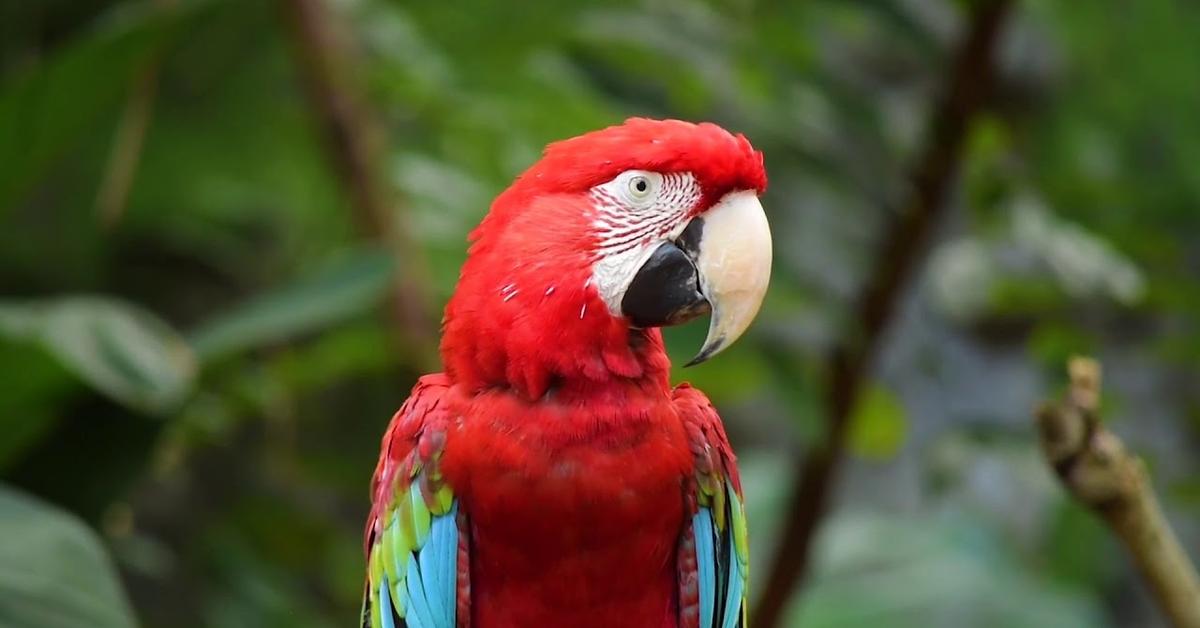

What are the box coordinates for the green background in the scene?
[2,0,1198,626]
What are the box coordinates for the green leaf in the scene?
[0,485,137,628]
[848,382,908,461]
[188,248,396,361]
[0,297,196,415]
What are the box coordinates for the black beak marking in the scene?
[677,216,705,259]
[620,219,711,329]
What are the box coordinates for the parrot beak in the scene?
[683,190,773,365]
[620,190,772,366]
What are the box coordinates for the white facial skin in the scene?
[586,169,773,364]
[589,170,703,314]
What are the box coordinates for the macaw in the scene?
[362,118,771,628]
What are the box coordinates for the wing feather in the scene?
[675,384,748,628]
[694,509,717,628]
[362,374,464,628]
[379,576,397,628]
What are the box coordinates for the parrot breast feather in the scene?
[675,384,748,628]
[363,374,464,628]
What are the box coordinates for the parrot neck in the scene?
[440,265,672,401]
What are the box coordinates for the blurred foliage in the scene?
[0,486,137,628]
[1,0,1198,627]
[848,382,908,460]
[794,511,1107,628]
[0,297,196,414]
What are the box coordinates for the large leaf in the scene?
[0,297,196,415]
[188,248,397,361]
[0,485,137,628]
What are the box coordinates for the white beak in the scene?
[687,190,772,365]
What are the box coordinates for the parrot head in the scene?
[442,118,771,399]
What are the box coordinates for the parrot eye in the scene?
[628,175,651,199]
[595,170,665,209]
[621,171,660,205]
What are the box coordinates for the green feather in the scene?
[435,484,454,515]
[368,545,384,628]
[369,544,385,589]
[396,492,417,553]
[383,515,409,618]
[713,481,728,531]
[410,482,432,545]
[371,588,383,628]
[729,481,749,568]
[380,518,396,575]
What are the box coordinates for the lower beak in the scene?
[620,190,772,365]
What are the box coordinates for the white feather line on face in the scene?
[587,171,702,315]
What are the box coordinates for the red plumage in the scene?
[366,118,761,628]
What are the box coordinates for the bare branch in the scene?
[753,2,1015,625]
[279,0,437,367]
[1037,357,1200,628]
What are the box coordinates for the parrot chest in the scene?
[442,392,694,628]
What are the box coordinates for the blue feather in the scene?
[721,553,744,628]
[441,504,460,625]
[379,575,396,628]
[694,509,716,628]
[406,547,437,628]
[420,510,456,625]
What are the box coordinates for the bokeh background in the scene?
[2,0,1199,626]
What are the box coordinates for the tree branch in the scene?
[279,0,437,367]
[753,2,1014,625]
[1036,357,1200,628]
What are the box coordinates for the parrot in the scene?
[362,117,771,628]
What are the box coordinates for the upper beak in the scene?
[620,190,772,365]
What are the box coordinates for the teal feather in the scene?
[694,509,717,628]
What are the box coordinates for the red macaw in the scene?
[362,118,771,628]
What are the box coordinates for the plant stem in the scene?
[279,0,438,368]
